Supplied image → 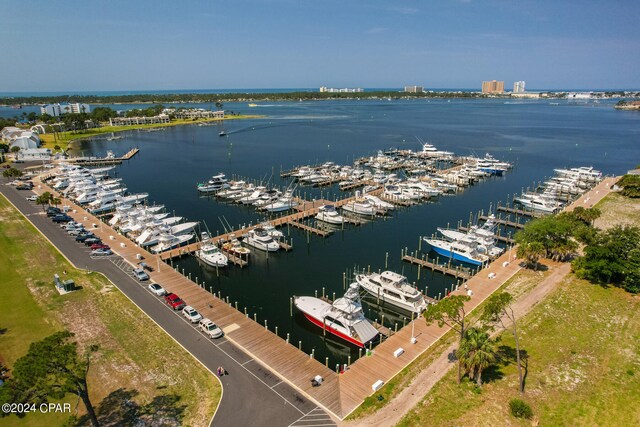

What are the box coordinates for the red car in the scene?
[164,293,186,310]
[90,243,110,251]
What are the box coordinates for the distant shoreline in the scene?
[2,89,637,107]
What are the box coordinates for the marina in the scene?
[31,98,633,378]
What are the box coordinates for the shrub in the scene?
[509,398,533,419]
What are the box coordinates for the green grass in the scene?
[0,195,220,426]
[397,274,640,427]
[38,115,262,149]
[346,268,547,420]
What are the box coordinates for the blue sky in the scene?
[1,0,638,91]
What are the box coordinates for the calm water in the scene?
[66,98,638,366]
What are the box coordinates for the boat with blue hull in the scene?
[423,237,489,266]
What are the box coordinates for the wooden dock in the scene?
[479,215,525,229]
[401,255,472,280]
[379,194,414,207]
[497,205,545,218]
[287,220,332,237]
[62,148,139,165]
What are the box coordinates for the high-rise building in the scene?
[481,80,505,94]
[513,81,526,93]
[40,103,91,116]
[404,86,424,93]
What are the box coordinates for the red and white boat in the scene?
[294,284,378,348]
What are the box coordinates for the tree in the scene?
[572,225,640,293]
[36,193,51,212]
[516,241,545,269]
[53,145,61,152]
[0,331,100,426]
[10,146,20,153]
[514,215,583,262]
[3,167,23,180]
[215,101,224,111]
[424,295,472,383]
[457,327,497,386]
[482,292,526,393]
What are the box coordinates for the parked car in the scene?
[16,184,32,190]
[26,195,38,201]
[164,293,185,310]
[91,248,113,256]
[75,233,95,242]
[182,306,203,323]
[67,228,85,236]
[52,214,72,223]
[63,221,82,229]
[148,283,166,296]
[90,243,110,251]
[199,318,224,339]
[132,268,149,281]
[46,207,62,217]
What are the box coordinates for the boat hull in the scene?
[301,313,365,348]
[428,243,484,266]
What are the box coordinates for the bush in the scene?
[509,398,533,419]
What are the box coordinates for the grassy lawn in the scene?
[594,192,640,230]
[38,115,262,149]
[0,194,220,426]
[397,274,640,427]
[346,268,548,420]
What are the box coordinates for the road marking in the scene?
[242,359,254,366]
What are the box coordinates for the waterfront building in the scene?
[566,92,593,100]
[18,148,52,160]
[40,103,91,116]
[109,114,171,126]
[1,126,41,149]
[404,86,424,93]
[319,86,364,93]
[481,80,505,94]
[513,81,526,93]
[172,109,225,120]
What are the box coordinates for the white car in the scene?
[183,306,202,323]
[148,283,166,296]
[26,195,38,201]
[199,318,223,339]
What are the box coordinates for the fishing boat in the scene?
[196,243,228,267]
[294,284,378,348]
[259,222,284,239]
[263,194,298,212]
[150,233,194,253]
[197,173,229,193]
[513,194,561,214]
[436,214,504,258]
[315,205,345,224]
[423,237,489,266]
[355,271,428,314]
[244,227,280,252]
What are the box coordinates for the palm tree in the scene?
[35,194,51,212]
[458,327,497,386]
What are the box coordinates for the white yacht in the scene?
[356,271,428,314]
[294,284,378,348]
[197,243,228,267]
[244,227,280,252]
[150,233,194,253]
[341,199,378,216]
[197,173,229,193]
[363,194,395,211]
[315,205,345,224]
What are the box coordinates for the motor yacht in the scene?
[356,271,428,314]
[316,205,345,224]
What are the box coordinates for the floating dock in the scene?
[287,220,332,237]
[62,148,139,166]
[479,215,525,229]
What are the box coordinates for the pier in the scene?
[479,215,525,229]
[497,205,545,218]
[401,255,472,280]
[287,220,332,237]
[60,148,139,166]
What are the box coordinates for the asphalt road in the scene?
[1,182,336,427]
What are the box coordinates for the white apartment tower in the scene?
[513,81,526,93]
